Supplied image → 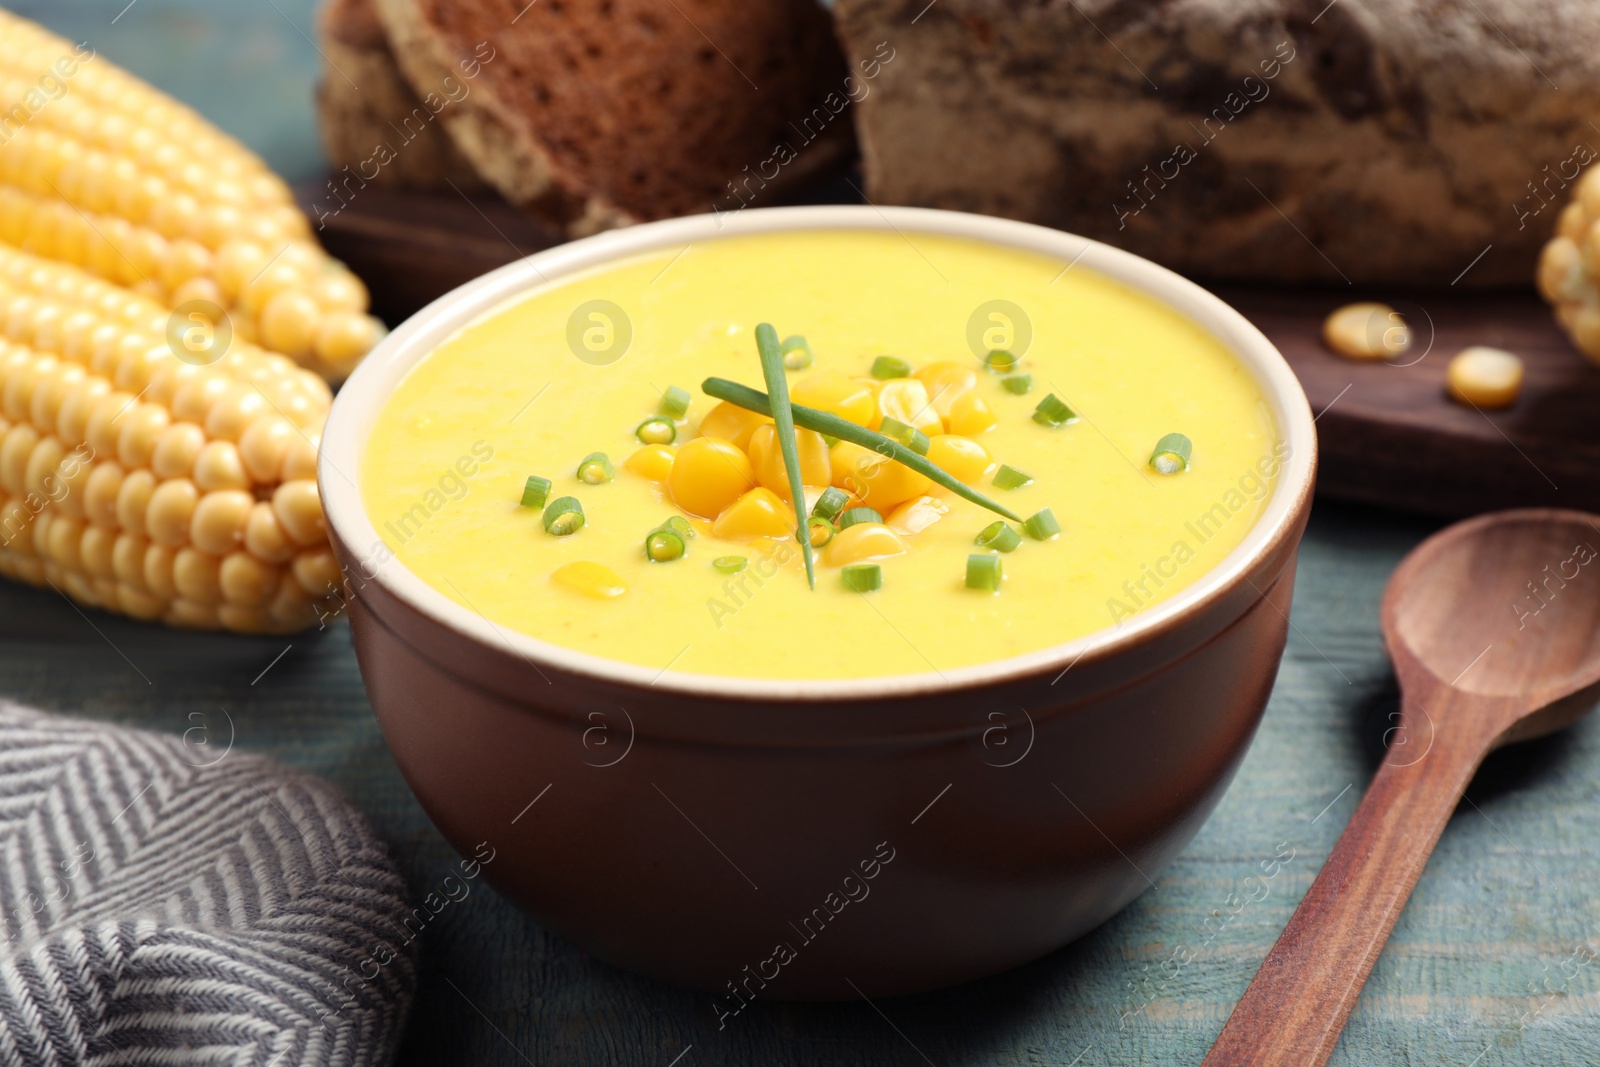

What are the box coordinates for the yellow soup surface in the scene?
[360,231,1282,680]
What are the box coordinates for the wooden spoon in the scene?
[1202,508,1600,1067]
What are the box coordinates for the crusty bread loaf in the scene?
[833,0,1600,286]
[372,0,853,236]
[316,0,484,191]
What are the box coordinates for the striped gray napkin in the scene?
[0,702,416,1065]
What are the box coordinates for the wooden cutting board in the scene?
[300,183,1600,519]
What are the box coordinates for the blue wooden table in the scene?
[8,4,1600,1063]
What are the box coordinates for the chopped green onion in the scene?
[1032,393,1078,428]
[700,377,1024,523]
[1022,508,1061,541]
[838,507,882,530]
[755,322,816,590]
[657,515,696,540]
[810,486,850,523]
[983,349,1020,374]
[576,452,614,485]
[807,515,837,547]
[520,475,552,509]
[713,556,748,574]
[842,562,882,592]
[781,335,813,370]
[645,527,686,562]
[1149,432,1193,474]
[992,464,1033,490]
[542,496,585,536]
[1001,374,1033,395]
[658,385,691,418]
[635,416,677,445]
[877,417,930,456]
[871,355,911,380]
[966,553,1002,591]
[975,521,1021,553]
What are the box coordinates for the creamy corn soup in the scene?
[361,231,1281,680]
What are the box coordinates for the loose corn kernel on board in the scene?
[309,184,1600,520]
[1220,286,1600,517]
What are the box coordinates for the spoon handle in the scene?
[1200,699,1491,1067]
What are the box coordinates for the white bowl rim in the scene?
[320,205,1316,701]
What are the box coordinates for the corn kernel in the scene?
[146,477,198,546]
[1539,237,1584,306]
[696,400,770,450]
[166,598,219,629]
[313,311,380,373]
[268,579,316,628]
[259,290,320,359]
[191,488,252,554]
[194,439,249,490]
[711,487,795,539]
[667,437,755,518]
[831,440,930,513]
[1446,346,1523,409]
[552,561,627,599]
[220,549,279,606]
[873,378,943,436]
[282,550,334,602]
[623,444,676,482]
[112,532,147,586]
[172,546,221,603]
[279,432,319,480]
[244,500,295,564]
[823,522,907,567]
[80,524,116,578]
[116,402,169,468]
[142,542,179,599]
[22,436,65,501]
[747,423,831,497]
[240,262,306,320]
[272,479,324,545]
[925,434,996,484]
[912,361,979,418]
[790,369,876,427]
[83,461,123,525]
[204,381,268,441]
[115,468,155,537]
[1323,302,1410,360]
[118,582,167,619]
[310,271,368,312]
[151,421,204,478]
[945,391,999,435]
[46,514,83,570]
[886,495,949,536]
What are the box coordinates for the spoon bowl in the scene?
[1204,508,1600,1067]
[1383,509,1600,729]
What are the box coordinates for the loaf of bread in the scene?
[833,0,1599,286]
[315,0,484,191]
[372,0,854,237]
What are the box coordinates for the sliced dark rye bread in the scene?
[372,0,854,236]
[316,0,485,190]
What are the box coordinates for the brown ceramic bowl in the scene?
[320,206,1317,1001]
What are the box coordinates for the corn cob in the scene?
[0,243,343,633]
[0,9,383,382]
[1538,166,1600,366]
